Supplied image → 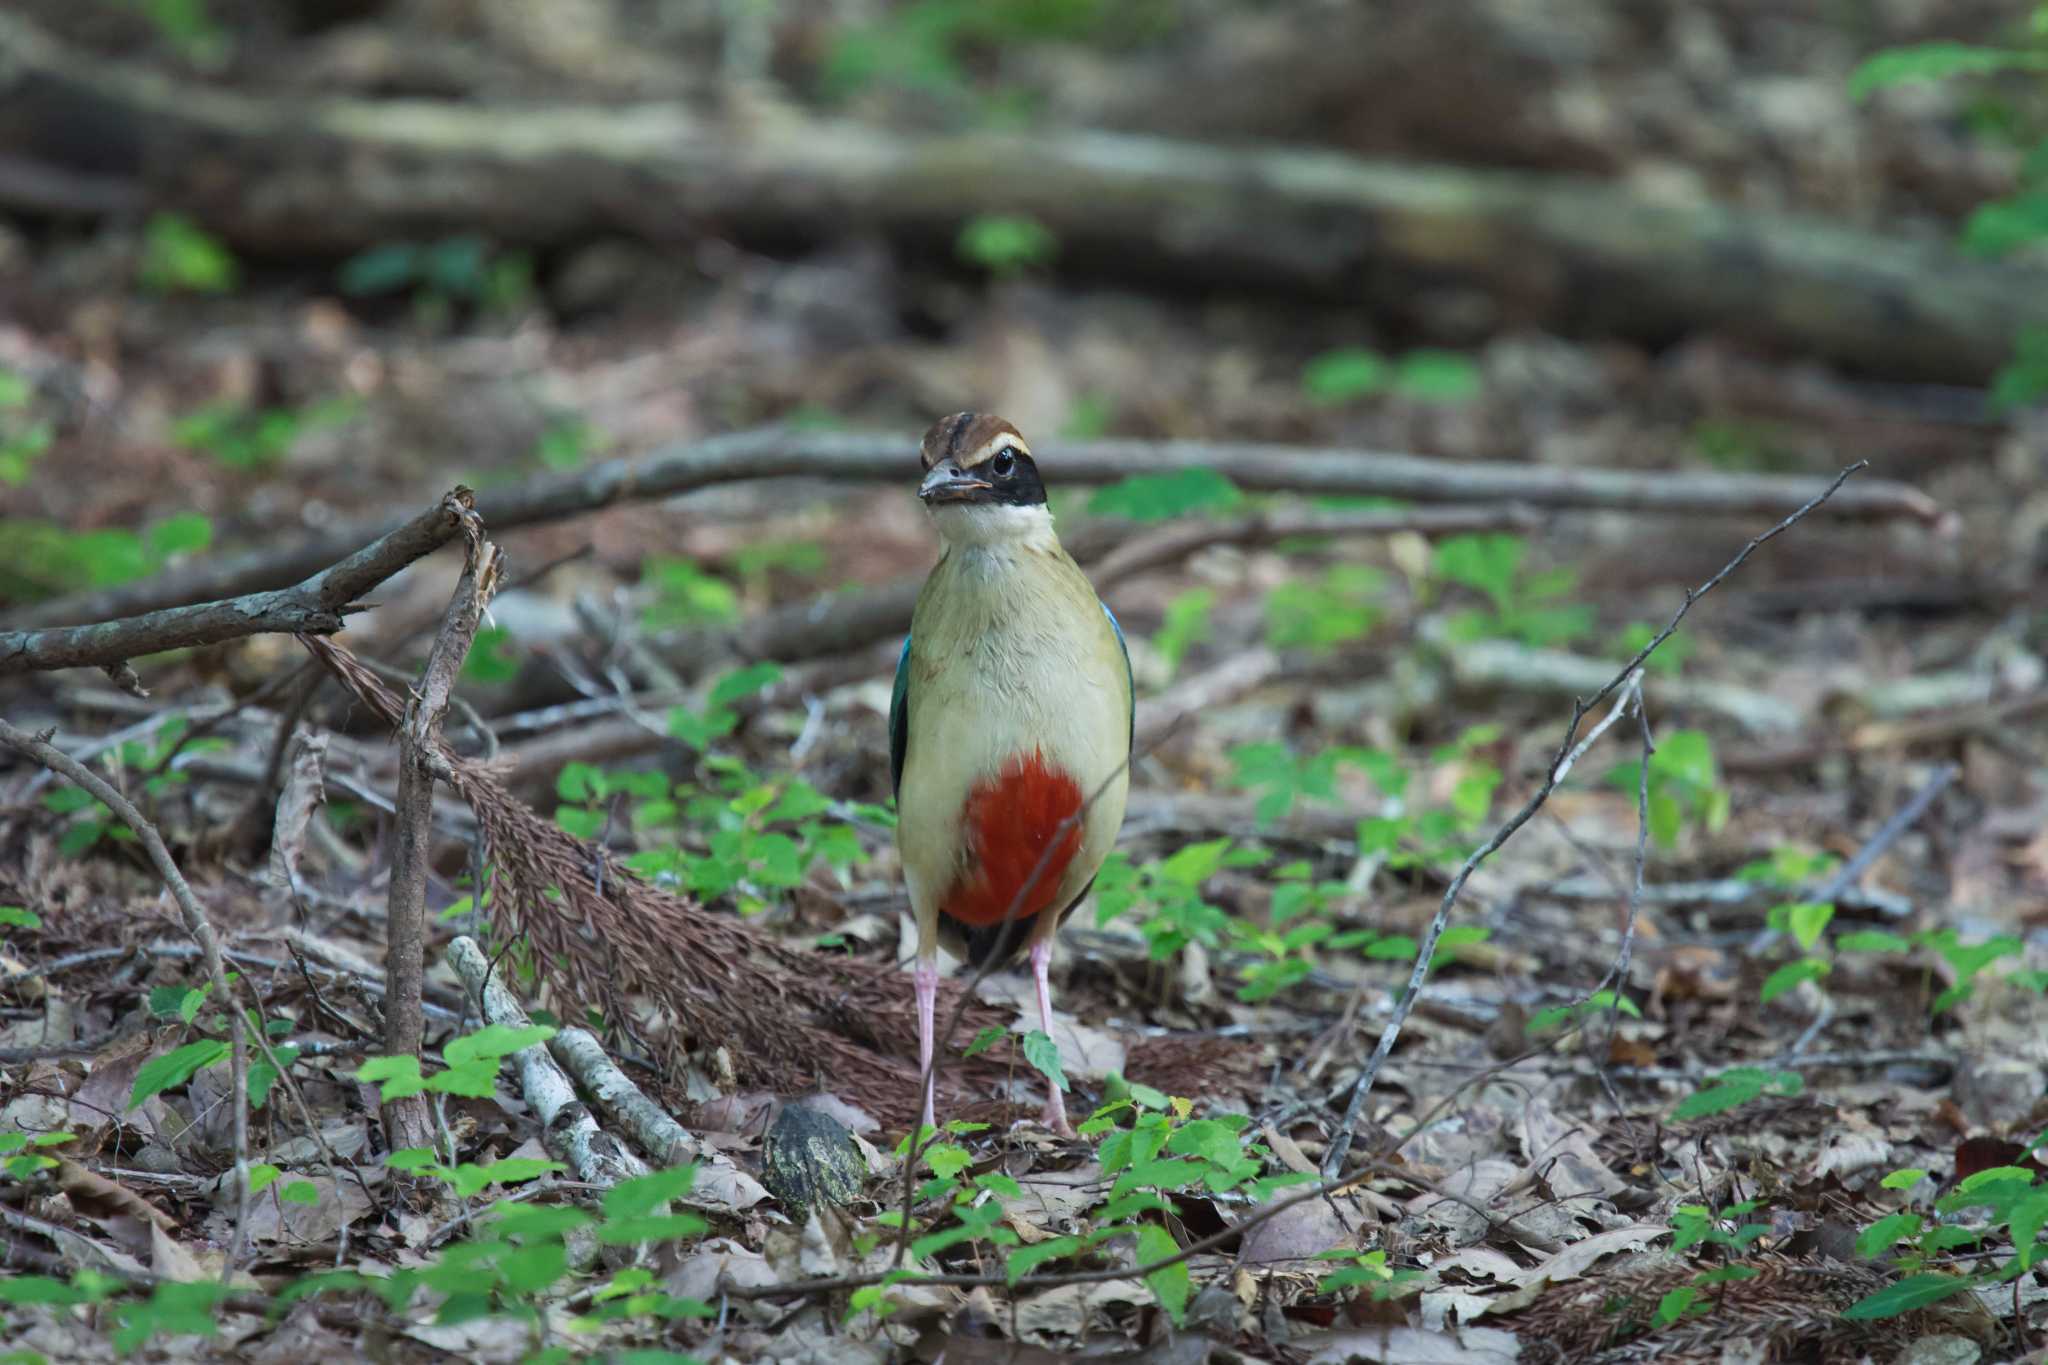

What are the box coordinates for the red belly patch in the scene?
[940,750,1084,929]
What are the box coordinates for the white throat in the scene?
[927,501,1058,554]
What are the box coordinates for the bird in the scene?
[890,412,1133,1137]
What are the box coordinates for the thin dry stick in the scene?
[382,499,502,1156]
[1594,693,1657,1078]
[0,493,468,676]
[1320,459,1872,1181]
[7,430,1942,632]
[0,715,251,1279]
[1745,759,1959,957]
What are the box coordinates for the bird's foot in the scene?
[1040,1093,1075,1140]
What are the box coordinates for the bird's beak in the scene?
[919,460,993,504]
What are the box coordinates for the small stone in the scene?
[1951,1057,2044,1133]
[760,1103,865,1218]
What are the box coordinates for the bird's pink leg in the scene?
[914,956,938,1136]
[1030,936,1075,1137]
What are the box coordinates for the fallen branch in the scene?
[0,493,467,676]
[382,498,501,1156]
[3,8,2041,381]
[446,935,648,1190]
[1321,460,1871,1179]
[6,429,1941,632]
[536,1014,769,1213]
[1428,625,1807,736]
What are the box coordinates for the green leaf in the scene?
[0,905,43,931]
[923,1143,972,1179]
[1301,347,1389,405]
[596,1213,708,1245]
[281,1181,320,1205]
[1392,349,1482,403]
[1136,1223,1187,1324]
[1165,1119,1242,1167]
[554,805,605,839]
[1651,1285,1698,1327]
[1786,902,1838,955]
[1759,957,1829,1005]
[1020,1031,1069,1092]
[1880,1168,1928,1191]
[130,1039,230,1109]
[1006,1235,1083,1282]
[962,1026,1005,1059]
[443,1023,555,1066]
[1849,43,2047,100]
[384,1147,440,1172]
[710,662,784,708]
[1842,1271,1976,1319]
[1434,533,1523,612]
[0,1276,89,1306]
[604,1165,699,1219]
[957,214,1057,275]
[338,242,423,296]
[1087,468,1243,522]
[356,1055,425,1100]
[1839,930,1912,954]
[423,1060,500,1098]
[461,626,520,685]
[1955,1165,2037,1195]
[138,213,238,294]
[1962,193,2048,258]
[1855,1211,1924,1258]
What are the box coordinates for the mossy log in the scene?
[2,12,2044,382]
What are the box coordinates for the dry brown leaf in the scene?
[266,729,328,903]
[1238,1192,1374,1264]
[237,1173,377,1248]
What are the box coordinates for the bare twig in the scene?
[1746,760,1959,955]
[382,496,502,1155]
[0,493,468,676]
[6,432,1938,632]
[445,935,646,1195]
[0,715,251,1279]
[1319,461,1872,1180]
[1086,503,1544,587]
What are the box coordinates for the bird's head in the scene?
[917,412,1053,549]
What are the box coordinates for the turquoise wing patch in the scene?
[1103,602,1134,752]
[889,635,912,797]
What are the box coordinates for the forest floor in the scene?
[2,3,2047,1363]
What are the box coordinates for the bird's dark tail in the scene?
[952,873,1098,968]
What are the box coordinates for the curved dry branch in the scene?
[5,430,1941,633]
[0,494,469,676]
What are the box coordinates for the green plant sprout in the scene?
[172,397,360,472]
[0,369,52,487]
[1433,532,1596,648]
[137,213,237,294]
[1300,347,1483,405]
[957,214,1058,275]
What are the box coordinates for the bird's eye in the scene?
[991,450,1016,478]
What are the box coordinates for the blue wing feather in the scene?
[889,634,912,797]
[1103,602,1134,752]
